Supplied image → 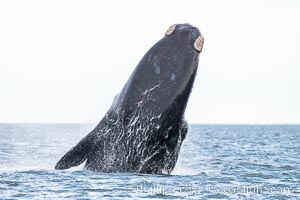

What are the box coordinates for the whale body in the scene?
[55,23,204,174]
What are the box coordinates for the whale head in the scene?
[118,23,204,119]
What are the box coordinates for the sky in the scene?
[0,0,299,124]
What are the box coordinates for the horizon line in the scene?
[0,122,299,125]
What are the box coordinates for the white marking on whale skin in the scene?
[170,73,176,81]
[138,149,160,172]
[154,61,160,74]
[152,54,160,75]
[137,101,143,107]
[147,54,153,62]
[143,84,160,96]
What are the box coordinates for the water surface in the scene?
[0,124,299,199]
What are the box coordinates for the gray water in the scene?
[0,124,299,199]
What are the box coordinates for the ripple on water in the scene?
[0,124,300,199]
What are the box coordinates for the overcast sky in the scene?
[0,0,299,124]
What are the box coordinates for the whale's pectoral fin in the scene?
[55,136,91,170]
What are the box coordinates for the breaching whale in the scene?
[55,23,204,174]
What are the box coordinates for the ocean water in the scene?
[0,124,299,199]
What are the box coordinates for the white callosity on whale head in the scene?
[194,35,204,53]
[165,24,177,36]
